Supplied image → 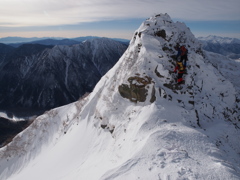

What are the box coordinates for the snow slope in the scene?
[0,13,239,180]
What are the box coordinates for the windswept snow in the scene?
[0,13,239,180]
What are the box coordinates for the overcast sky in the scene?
[0,0,239,39]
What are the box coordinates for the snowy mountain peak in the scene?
[117,13,203,105]
[135,13,201,50]
[0,14,240,180]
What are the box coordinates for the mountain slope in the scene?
[0,43,15,65]
[198,35,240,59]
[0,38,127,115]
[198,35,240,44]
[0,13,239,180]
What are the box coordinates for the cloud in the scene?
[0,0,239,28]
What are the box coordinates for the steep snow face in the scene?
[0,13,240,180]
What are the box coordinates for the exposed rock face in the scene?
[118,75,155,103]
[155,29,166,39]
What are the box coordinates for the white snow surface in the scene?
[0,13,240,180]
[0,112,34,122]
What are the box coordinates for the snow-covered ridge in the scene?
[0,13,239,180]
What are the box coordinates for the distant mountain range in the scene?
[198,35,240,44]
[0,36,130,47]
[0,38,128,117]
[0,37,63,44]
[2,35,239,59]
[198,35,240,59]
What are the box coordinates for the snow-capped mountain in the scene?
[0,13,239,180]
[0,38,127,115]
[198,35,240,59]
[198,35,240,44]
[7,36,101,47]
[3,36,130,48]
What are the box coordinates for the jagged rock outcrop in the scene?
[118,75,155,103]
